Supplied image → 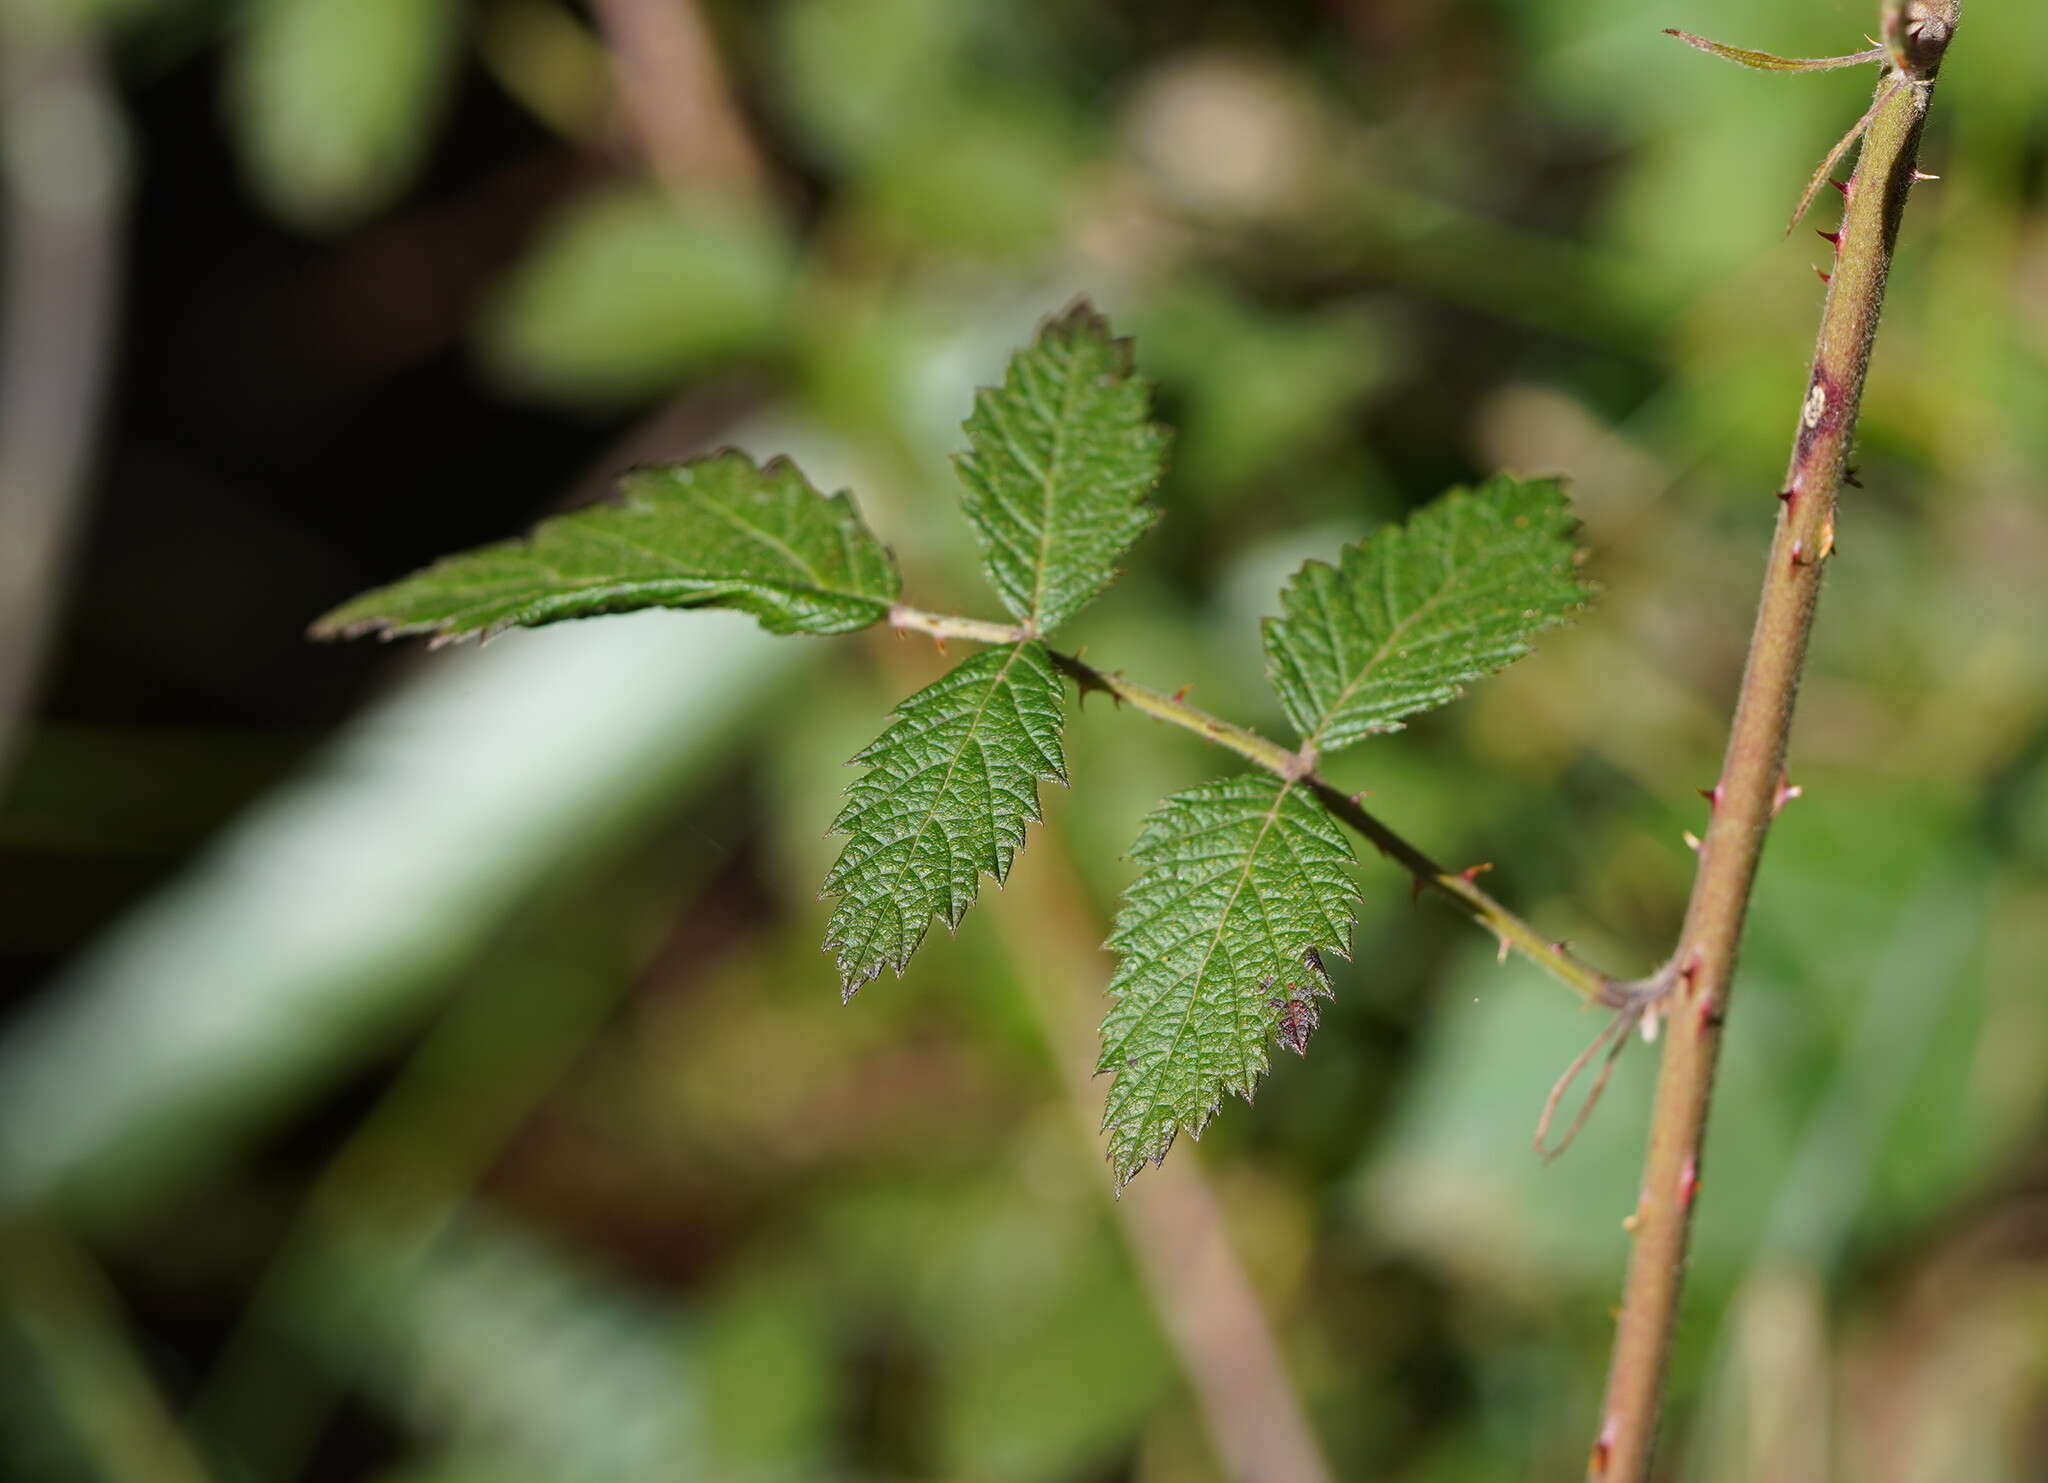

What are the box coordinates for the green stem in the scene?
[886,604,1622,1005]
[1304,778,1616,1006]
[887,603,1039,649]
[1590,12,1959,1479]
[1045,652,1306,778]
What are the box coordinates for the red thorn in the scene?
[1550,940,1572,958]
[1815,266,1832,284]
[1790,539,1811,567]
[1772,773,1803,818]
[1497,936,1511,965]
[1170,685,1190,703]
[1591,1415,1618,1477]
[932,635,949,655]
[1697,784,1722,810]
[1816,229,1842,249]
[1777,487,1797,507]
[1696,991,1723,1032]
[1830,177,1851,197]
[1678,1153,1700,1209]
[1678,949,1703,989]
[1459,862,1494,884]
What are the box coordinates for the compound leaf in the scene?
[311,451,900,644]
[1262,475,1589,756]
[954,302,1169,636]
[1099,774,1357,1184]
[823,641,1066,993]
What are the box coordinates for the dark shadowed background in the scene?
[3,0,2048,1479]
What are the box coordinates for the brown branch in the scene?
[1589,10,1961,1479]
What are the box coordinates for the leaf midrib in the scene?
[1025,337,1086,626]
[1136,780,1296,1103]
[888,643,1034,930]
[1301,525,1524,750]
[679,484,832,590]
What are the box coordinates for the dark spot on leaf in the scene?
[1270,948,1336,1055]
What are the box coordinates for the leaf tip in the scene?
[1042,292,1117,347]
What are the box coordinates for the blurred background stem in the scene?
[0,1225,217,1483]
[187,828,720,1479]
[0,11,126,781]
[587,0,770,201]
[990,823,1337,1483]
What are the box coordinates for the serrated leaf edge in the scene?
[821,640,1067,995]
[952,298,1168,636]
[309,449,899,645]
[1098,774,1358,1184]
[1264,476,1588,752]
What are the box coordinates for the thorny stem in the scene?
[887,603,1625,1007]
[887,604,1043,650]
[1589,9,1960,1480]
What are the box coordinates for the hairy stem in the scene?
[887,603,1042,650]
[886,604,1623,1005]
[1047,653,1306,779]
[1590,13,1958,1479]
[1303,777,1618,1007]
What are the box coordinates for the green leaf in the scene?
[1099,774,1357,1183]
[772,0,970,171]
[1262,475,1590,755]
[954,303,1169,636]
[311,451,899,644]
[479,187,794,406]
[823,642,1066,993]
[231,0,461,231]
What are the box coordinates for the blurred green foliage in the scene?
[6,0,2048,1480]
[479,188,796,404]
[230,0,462,229]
